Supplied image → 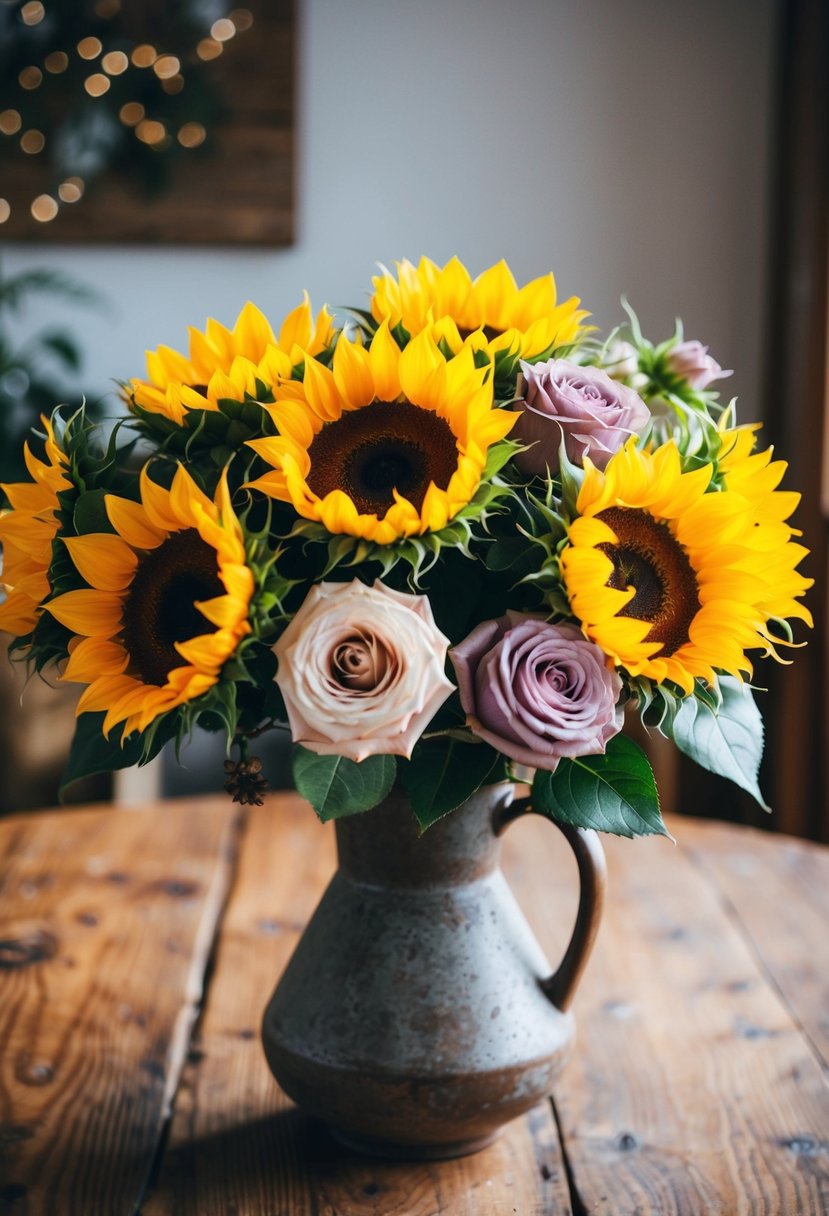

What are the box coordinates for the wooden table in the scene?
[1,793,828,1215]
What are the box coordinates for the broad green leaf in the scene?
[400,737,501,831]
[669,677,769,810]
[532,735,668,838]
[292,747,396,822]
[59,711,175,800]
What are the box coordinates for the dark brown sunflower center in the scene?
[305,400,458,517]
[121,529,223,686]
[596,507,700,657]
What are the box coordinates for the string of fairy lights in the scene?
[0,0,254,226]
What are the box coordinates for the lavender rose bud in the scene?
[513,358,650,476]
[450,614,623,772]
[665,340,732,391]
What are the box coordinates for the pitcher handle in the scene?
[495,794,606,1013]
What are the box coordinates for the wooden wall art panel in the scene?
[0,0,294,246]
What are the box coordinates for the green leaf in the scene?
[669,677,769,810]
[400,736,501,831]
[532,735,668,838]
[59,711,176,800]
[292,747,397,822]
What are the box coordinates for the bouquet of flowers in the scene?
[0,258,813,837]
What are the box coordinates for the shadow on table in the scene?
[144,1107,473,1211]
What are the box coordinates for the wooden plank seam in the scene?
[683,842,829,1081]
[132,805,247,1215]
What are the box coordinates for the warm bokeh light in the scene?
[119,101,145,125]
[44,51,69,74]
[177,122,206,148]
[196,38,223,61]
[31,195,59,223]
[0,110,22,136]
[94,0,121,15]
[211,18,235,41]
[131,44,157,68]
[135,119,166,145]
[19,66,43,90]
[84,73,111,97]
[21,2,45,25]
[230,8,254,32]
[161,75,185,95]
[77,37,103,60]
[0,200,10,224]
[153,55,180,79]
[58,177,85,203]
[20,129,45,154]
[102,51,129,75]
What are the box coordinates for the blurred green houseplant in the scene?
[0,260,104,494]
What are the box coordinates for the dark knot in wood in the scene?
[0,929,58,970]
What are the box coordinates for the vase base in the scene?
[328,1123,502,1161]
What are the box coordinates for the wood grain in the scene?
[0,798,238,1215]
[144,794,575,1216]
[679,815,829,1073]
[498,813,829,1215]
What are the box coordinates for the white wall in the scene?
[2,0,775,417]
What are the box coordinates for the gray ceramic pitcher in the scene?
[261,781,606,1159]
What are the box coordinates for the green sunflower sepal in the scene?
[287,439,525,586]
[126,390,281,471]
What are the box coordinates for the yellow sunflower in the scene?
[0,416,71,637]
[559,439,813,694]
[370,256,588,364]
[245,324,517,545]
[129,296,335,425]
[716,423,813,640]
[45,465,253,737]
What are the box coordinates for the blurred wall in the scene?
[2,0,775,413]
[0,0,778,802]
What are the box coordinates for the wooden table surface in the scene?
[1,793,828,1215]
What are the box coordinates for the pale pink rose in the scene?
[274,579,454,762]
[514,358,650,476]
[666,340,732,391]
[450,614,623,772]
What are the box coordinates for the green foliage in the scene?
[128,394,279,479]
[399,736,502,831]
[0,264,106,490]
[532,735,668,838]
[59,709,178,800]
[292,747,397,821]
[668,676,769,811]
[288,440,522,587]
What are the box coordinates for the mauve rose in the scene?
[450,614,623,772]
[274,579,453,763]
[665,340,732,391]
[513,358,650,476]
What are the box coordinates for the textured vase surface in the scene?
[261,782,605,1159]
